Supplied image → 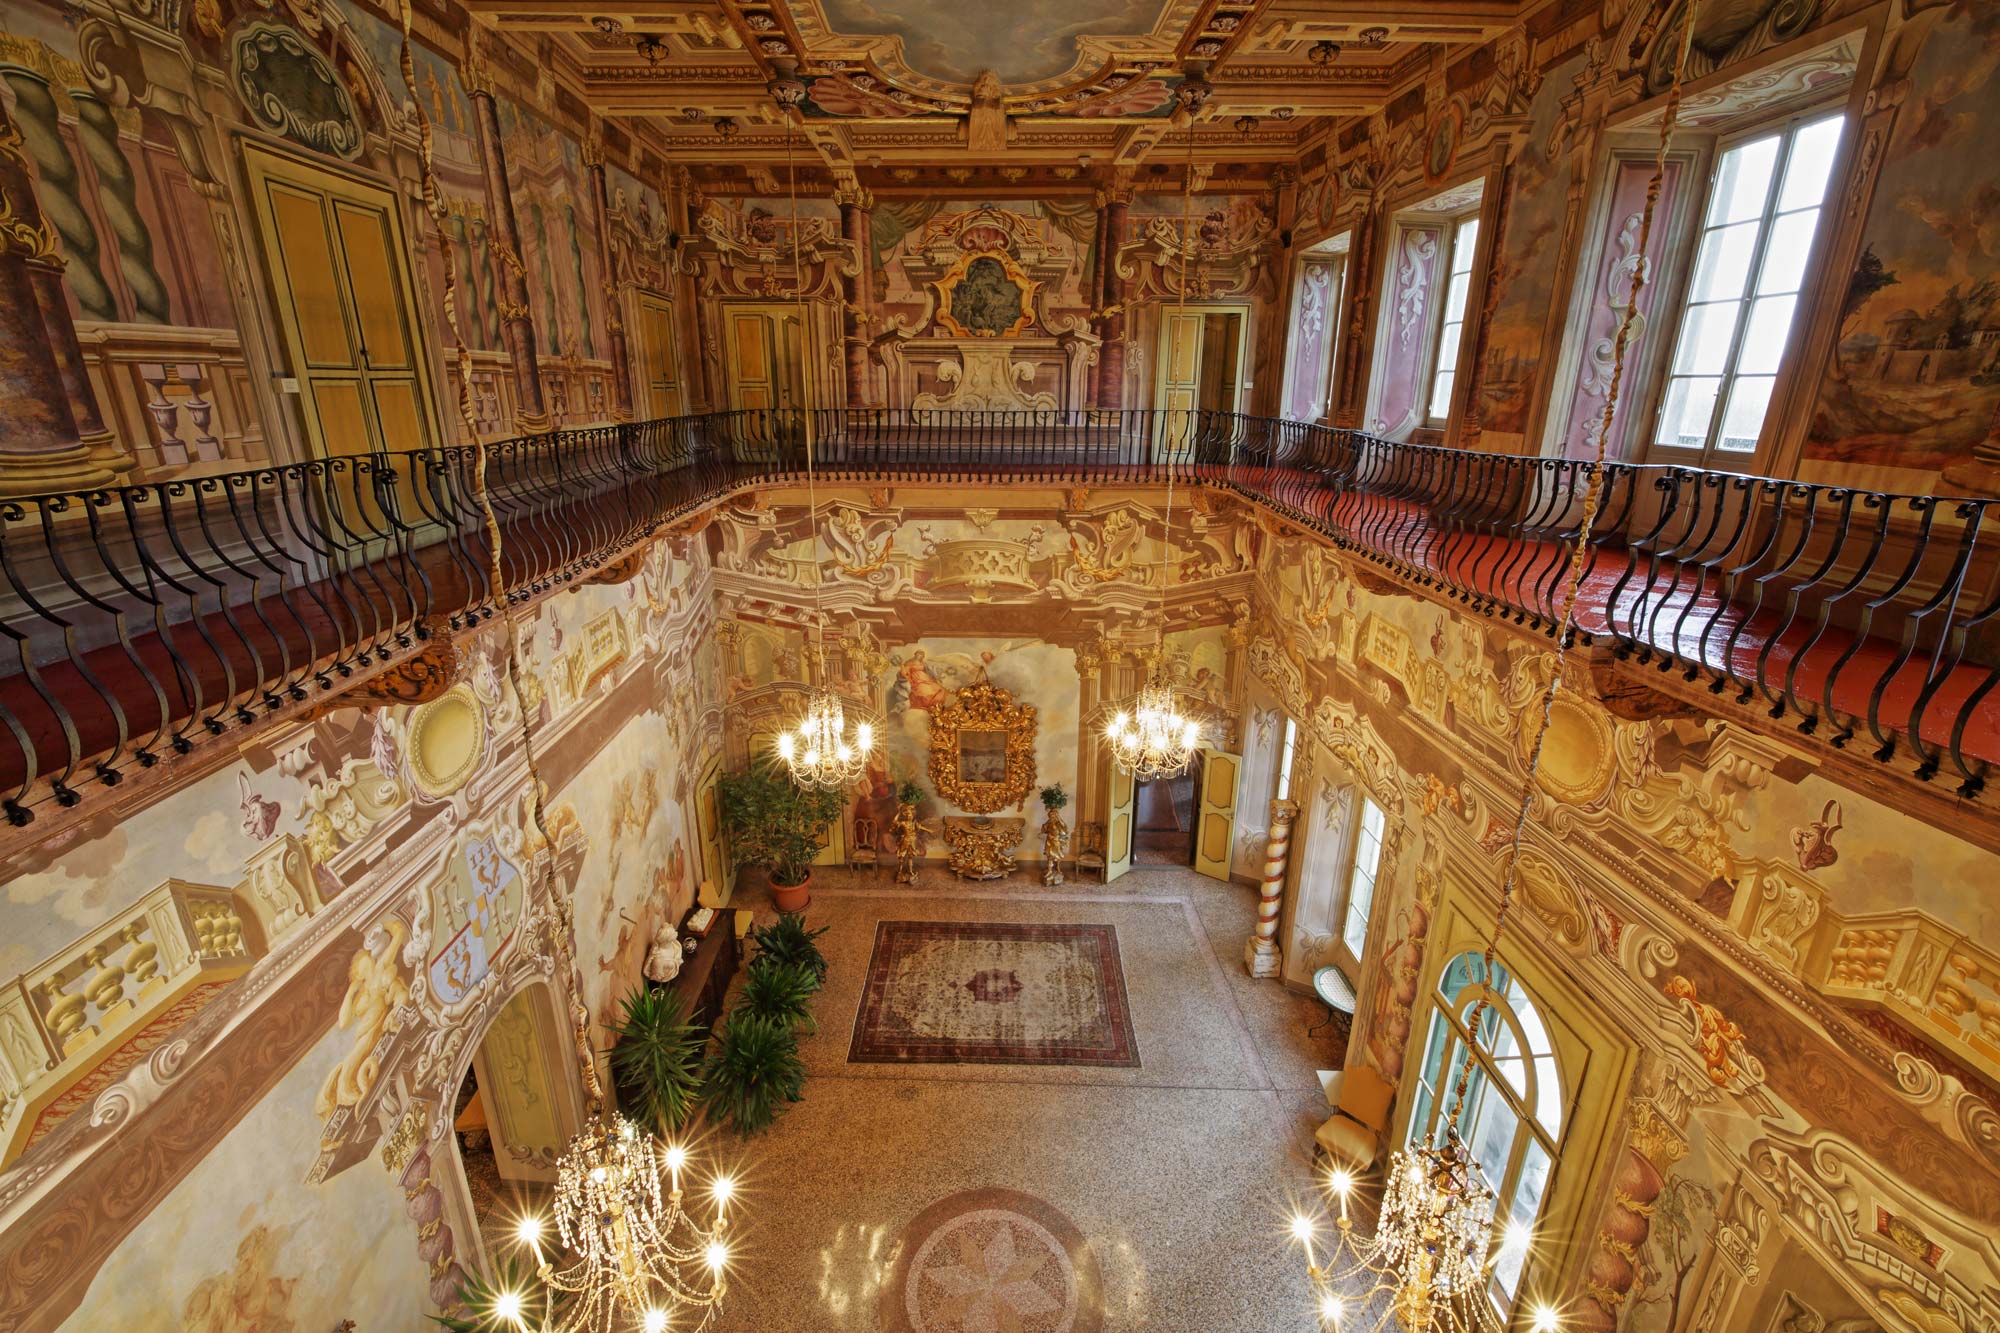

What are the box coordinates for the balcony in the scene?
[4,409,1998,840]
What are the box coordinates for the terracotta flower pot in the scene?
[771,868,812,913]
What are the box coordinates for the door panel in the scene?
[726,310,776,411]
[1104,758,1136,882]
[696,753,727,903]
[1193,748,1241,881]
[636,293,683,418]
[246,146,440,463]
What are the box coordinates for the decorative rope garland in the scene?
[397,4,602,1112]
[1446,0,1701,1129]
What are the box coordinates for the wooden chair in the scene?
[1313,1064,1396,1172]
[1074,822,1107,881]
[848,815,880,873]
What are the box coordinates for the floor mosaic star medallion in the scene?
[848,921,1140,1067]
[882,1187,1104,1333]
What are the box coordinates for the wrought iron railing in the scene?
[5,408,1997,828]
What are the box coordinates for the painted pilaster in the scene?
[1097,185,1132,410]
[1246,798,1297,977]
[1087,190,1112,404]
[70,91,169,323]
[464,58,547,432]
[836,184,873,408]
[584,138,634,420]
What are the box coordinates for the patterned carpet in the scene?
[849,921,1140,1068]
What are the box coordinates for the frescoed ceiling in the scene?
[456,0,1527,179]
[811,0,1176,86]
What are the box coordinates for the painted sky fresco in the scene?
[817,0,1169,84]
[57,1025,430,1329]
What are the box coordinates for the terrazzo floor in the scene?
[705,862,1343,1332]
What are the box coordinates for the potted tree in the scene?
[718,759,847,912]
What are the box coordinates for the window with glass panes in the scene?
[1426,215,1481,421]
[1653,112,1844,463]
[1340,797,1386,958]
[1405,952,1565,1313]
[1275,717,1298,802]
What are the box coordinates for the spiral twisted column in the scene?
[1245,798,1297,978]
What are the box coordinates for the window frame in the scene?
[1424,211,1482,429]
[1281,240,1351,423]
[1639,104,1848,471]
[1403,952,1567,1319]
[1274,716,1298,803]
[1337,794,1386,962]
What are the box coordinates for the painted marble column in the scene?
[0,101,116,494]
[1245,798,1297,977]
[1097,191,1131,410]
[584,143,634,419]
[836,186,873,408]
[1,71,113,320]
[71,91,169,323]
[465,74,548,430]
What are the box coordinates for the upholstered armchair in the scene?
[1313,1064,1396,1171]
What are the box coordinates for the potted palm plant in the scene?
[702,1009,807,1136]
[606,985,705,1135]
[718,759,847,912]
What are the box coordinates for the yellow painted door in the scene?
[1103,757,1136,882]
[246,147,439,462]
[1156,307,1205,449]
[635,292,683,419]
[695,752,728,904]
[1192,748,1241,881]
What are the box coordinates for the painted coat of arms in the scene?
[426,832,526,1005]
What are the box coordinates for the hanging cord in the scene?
[1153,109,1197,679]
[1444,0,1700,1134]
[785,112,829,683]
[398,5,602,1112]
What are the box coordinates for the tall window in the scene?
[1653,111,1844,463]
[1340,796,1386,957]
[1406,952,1565,1311]
[1426,215,1481,421]
[1274,717,1299,802]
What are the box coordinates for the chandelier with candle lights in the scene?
[769,99,876,790]
[1287,4,1700,1329]
[1104,98,1206,783]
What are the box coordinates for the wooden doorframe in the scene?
[240,143,442,459]
[633,289,685,419]
[1152,301,1253,416]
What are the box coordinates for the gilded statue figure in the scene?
[893,801,929,883]
[1042,810,1070,886]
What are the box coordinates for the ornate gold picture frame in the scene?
[928,680,1038,814]
[931,249,1040,339]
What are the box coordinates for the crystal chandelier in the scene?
[769,108,875,790]
[1104,116,1204,783]
[777,670,876,790]
[1104,679,1203,781]
[491,1118,734,1333]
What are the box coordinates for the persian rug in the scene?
[848,921,1140,1067]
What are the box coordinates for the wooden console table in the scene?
[942,815,1025,880]
[666,916,739,1036]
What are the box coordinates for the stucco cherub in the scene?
[315,917,410,1120]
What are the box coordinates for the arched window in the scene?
[1403,951,1565,1308]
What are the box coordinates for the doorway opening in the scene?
[449,984,569,1244]
[1135,771,1199,866]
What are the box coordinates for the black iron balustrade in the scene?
[4,407,1998,830]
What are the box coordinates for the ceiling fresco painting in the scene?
[812,0,1175,86]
